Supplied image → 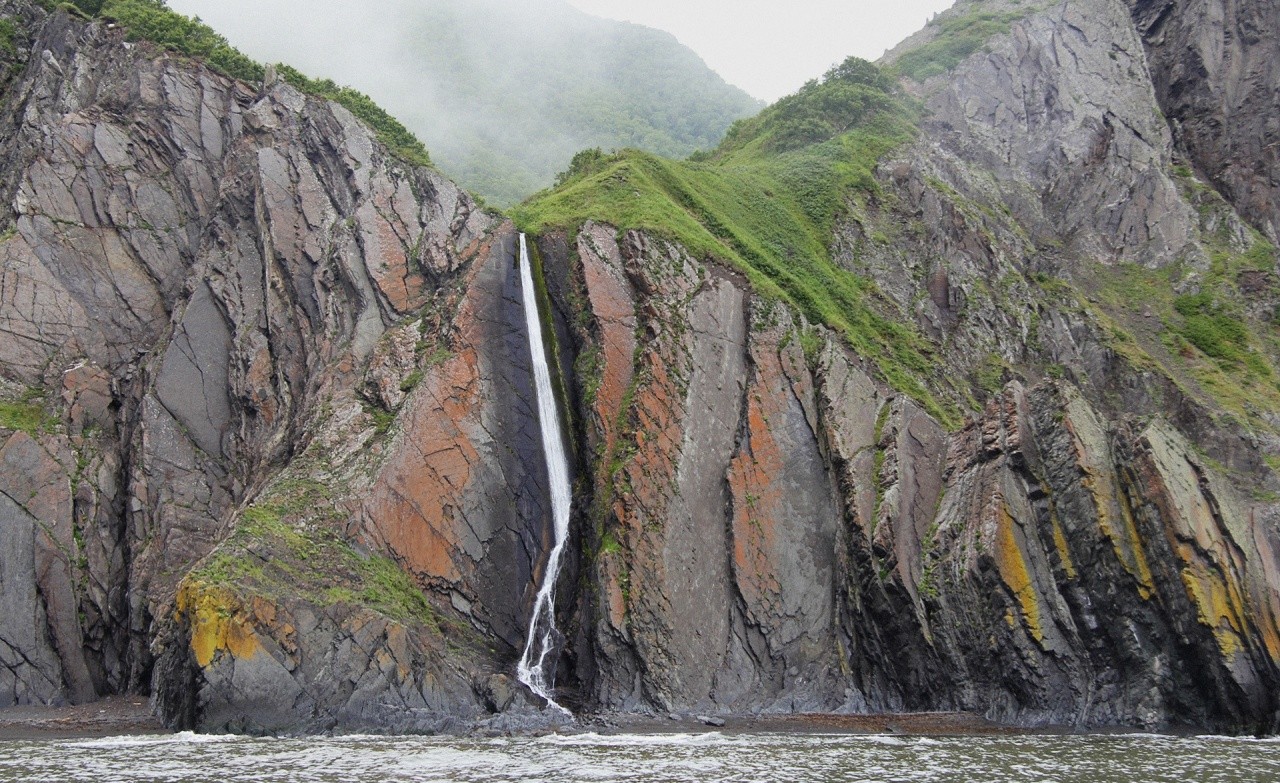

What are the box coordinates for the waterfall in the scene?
[515,233,573,716]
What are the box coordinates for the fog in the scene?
[568,0,957,101]
[163,0,953,203]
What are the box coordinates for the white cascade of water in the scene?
[514,232,573,716]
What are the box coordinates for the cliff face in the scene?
[543,0,1280,731]
[0,0,539,731]
[1130,0,1280,244]
[1,0,1279,735]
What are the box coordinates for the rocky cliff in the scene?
[532,0,1280,733]
[0,0,538,732]
[1,0,1278,736]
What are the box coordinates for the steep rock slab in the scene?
[723,306,843,710]
[557,229,855,714]
[0,1,498,716]
[896,0,1199,268]
[362,228,557,652]
[1130,0,1280,242]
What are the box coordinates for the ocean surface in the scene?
[2,730,1278,782]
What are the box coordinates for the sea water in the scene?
[2,731,1277,782]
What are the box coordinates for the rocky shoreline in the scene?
[0,700,1218,741]
[0,697,166,740]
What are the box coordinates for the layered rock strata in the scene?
[1,0,1278,735]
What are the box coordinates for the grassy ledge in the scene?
[514,57,960,426]
[0,387,52,435]
[43,0,431,168]
[888,5,1028,82]
[1076,163,1280,434]
[189,497,441,628]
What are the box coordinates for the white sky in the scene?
[168,0,957,102]
[566,0,957,100]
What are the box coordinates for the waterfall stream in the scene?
[515,233,573,715]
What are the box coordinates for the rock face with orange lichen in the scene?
[527,0,1280,733]
[534,223,1280,732]
[3,0,1280,737]
[0,0,539,733]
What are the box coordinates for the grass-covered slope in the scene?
[1080,179,1280,437]
[515,57,961,426]
[887,7,1027,82]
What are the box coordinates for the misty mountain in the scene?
[168,0,762,205]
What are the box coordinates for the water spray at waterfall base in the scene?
[515,233,574,717]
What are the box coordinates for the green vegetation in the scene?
[599,530,622,556]
[516,57,960,426]
[0,401,48,434]
[191,474,443,627]
[48,1,432,169]
[0,18,17,55]
[98,0,262,82]
[1086,229,1280,429]
[890,7,1027,82]
[0,388,51,435]
[976,353,1007,394]
[194,506,438,627]
[1173,292,1255,369]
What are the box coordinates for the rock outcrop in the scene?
[543,225,1279,732]
[0,0,541,731]
[537,0,1280,733]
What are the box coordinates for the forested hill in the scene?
[169,0,763,206]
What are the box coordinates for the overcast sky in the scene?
[565,0,956,100]
[167,0,957,101]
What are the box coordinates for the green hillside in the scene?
[388,0,762,206]
[513,57,961,426]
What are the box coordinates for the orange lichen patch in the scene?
[385,625,412,680]
[615,349,684,528]
[1062,401,1155,598]
[727,328,819,623]
[365,343,484,584]
[600,555,630,631]
[728,388,786,614]
[1050,514,1078,580]
[578,230,637,460]
[177,582,262,668]
[994,504,1046,645]
[364,191,427,313]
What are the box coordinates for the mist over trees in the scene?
[168,0,762,205]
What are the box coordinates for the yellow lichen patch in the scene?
[177,581,262,668]
[1119,502,1157,600]
[1177,546,1246,660]
[994,505,1046,645]
[1050,515,1078,579]
[1063,399,1155,598]
[1259,606,1280,664]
